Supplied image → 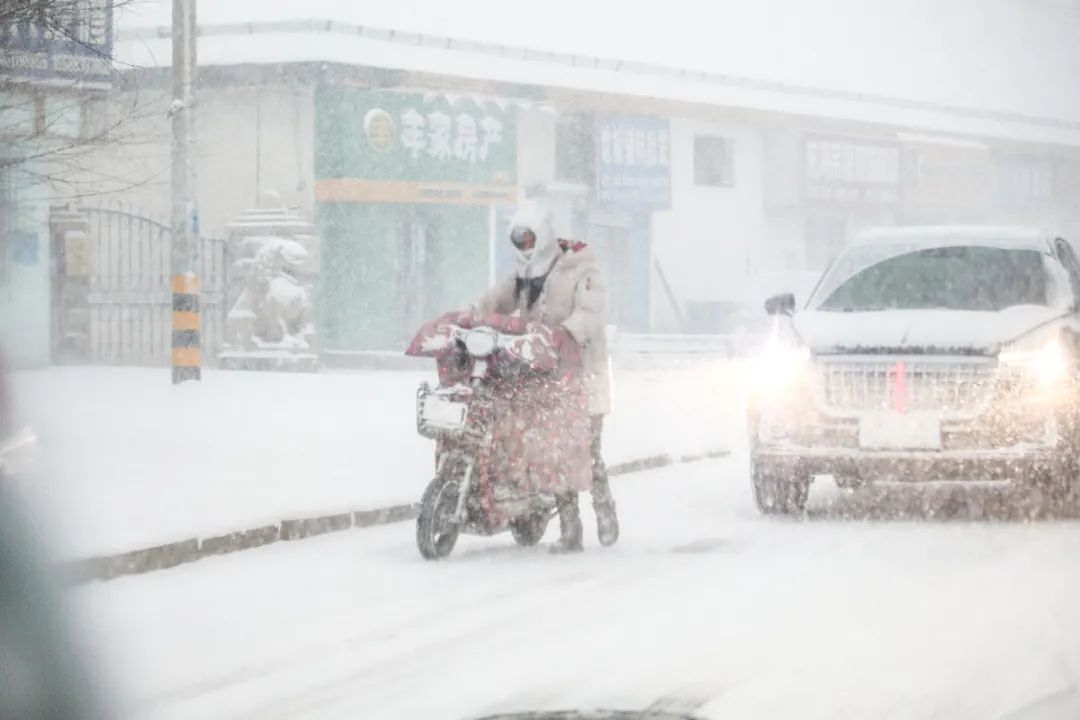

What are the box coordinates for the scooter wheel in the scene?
[417,474,461,560]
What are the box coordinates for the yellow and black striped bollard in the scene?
[171,273,201,383]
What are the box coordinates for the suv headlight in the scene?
[1000,337,1068,386]
[748,340,811,398]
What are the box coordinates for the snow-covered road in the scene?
[10,364,738,560]
[73,453,1080,720]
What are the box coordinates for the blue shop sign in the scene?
[595,115,671,211]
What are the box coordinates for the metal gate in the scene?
[80,202,226,366]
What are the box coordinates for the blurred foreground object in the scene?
[0,492,107,720]
[0,346,105,718]
[0,350,37,481]
[0,426,38,481]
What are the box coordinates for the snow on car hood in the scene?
[792,304,1067,354]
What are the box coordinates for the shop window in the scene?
[694,135,735,187]
[80,95,109,141]
[993,156,1056,210]
[43,94,82,139]
[396,218,439,338]
[555,114,595,186]
[0,92,37,138]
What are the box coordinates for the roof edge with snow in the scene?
[115,19,1080,147]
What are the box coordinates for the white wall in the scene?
[516,109,556,190]
[79,82,315,234]
[759,213,806,273]
[650,118,767,329]
[198,85,315,231]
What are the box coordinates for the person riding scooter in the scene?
[471,198,619,553]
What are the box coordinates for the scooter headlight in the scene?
[464,327,498,358]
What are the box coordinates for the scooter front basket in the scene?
[416,383,470,439]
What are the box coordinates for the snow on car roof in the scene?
[809,226,1071,310]
[851,226,1057,252]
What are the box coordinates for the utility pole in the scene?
[170,0,200,383]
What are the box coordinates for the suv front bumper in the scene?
[750,397,1063,483]
[751,444,1061,483]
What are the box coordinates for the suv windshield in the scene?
[815,245,1050,312]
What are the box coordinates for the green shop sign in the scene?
[316,88,517,186]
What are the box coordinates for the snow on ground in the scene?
[8,361,740,560]
[71,453,1080,720]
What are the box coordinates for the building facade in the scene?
[62,6,1080,360]
[0,0,114,367]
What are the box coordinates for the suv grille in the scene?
[818,357,996,415]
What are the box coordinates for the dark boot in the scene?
[550,493,583,554]
[592,473,620,547]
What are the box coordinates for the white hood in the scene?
[793,305,1067,353]
[508,198,561,279]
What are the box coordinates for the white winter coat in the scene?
[476,242,612,415]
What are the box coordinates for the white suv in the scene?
[749,226,1080,514]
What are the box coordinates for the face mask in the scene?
[510,226,537,261]
[508,201,559,278]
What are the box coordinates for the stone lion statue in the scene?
[226,237,315,352]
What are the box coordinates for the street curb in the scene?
[63,449,729,583]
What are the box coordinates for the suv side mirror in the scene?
[764,292,796,316]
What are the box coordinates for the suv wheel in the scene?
[752,461,810,516]
[1030,459,1080,517]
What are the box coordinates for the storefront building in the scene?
[313,87,518,351]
